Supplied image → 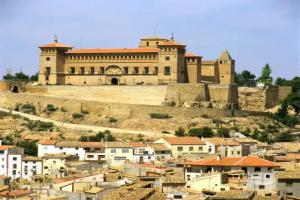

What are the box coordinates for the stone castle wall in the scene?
[0,81,10,91]
[4,93,254,119]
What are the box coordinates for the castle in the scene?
[38,36,235,85]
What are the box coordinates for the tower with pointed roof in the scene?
[38,36,72,85]
[217,49,235,85]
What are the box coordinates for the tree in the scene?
[188,127,214,138]
[15,72,29,81]
[17,140,38,156]
[235,70,256,87]
[175,127,185,137]
[217,128,230,138]
[30,72,39,81]
[3,73,14,80]
[257,64,273,85]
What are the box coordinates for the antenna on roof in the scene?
[171,32,174,40]
[153,27,156,36]
[54,35,58,43]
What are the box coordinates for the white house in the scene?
[37,140,57,157]
[105,142,134,166]
[128,142,155,164]
[7,147,24,179]
[81,142,105,161]
[0,145,10,177]
[22,156,43,180]
[203,138,242,157]
[147,143,172,162]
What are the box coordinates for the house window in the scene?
[124,67,128,74]
[100,67,105,74]
[177,147,183,151]
[46,57,50,61]
[13,164,17,169]
[44,166,48,169]
[122,149,129,153]
[258,185,265,189]
[45,76,49,81]
[13,157,17,161]
[111,149,116,153]
[254,167,261,172]
[12,170,16,175]
[164,66,170,75]
[0,150,4,154]
[189,147,193,151]
[146,42,149,46]
[286,180,293,187]
[87,155,94,158]
[266,174,270,178]
[90,67,95,75]
[75,147,79,150]
[154,67,158,74]
[237,151,240,155]
[165,56,170,61]
[144,67,149,74]
[134,67,139,74]
[199,146,203,151]
[80,67,85,74]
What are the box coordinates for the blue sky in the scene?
[0,0,299,79]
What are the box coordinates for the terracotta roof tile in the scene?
[67,47,158,54]
[81,142,104,148]
[158,40,185,47]
[147,143,170,151]
[188,155,280,167]
[0,189,32,197]
[128,142,146,147]
[22,156,42,161]
[163,137,205,145]
[56,141,82,148]
[204,138,239,146]
[0,145,13,150]
[185,52,200,58]
[38,140,56,145]
[105,142,132,148]
[39,42,72,48]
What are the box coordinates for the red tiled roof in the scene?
[38,140,56,145]
[0,145,13,150]
[0,189,32,197]
[81,142,105,148]
[158,40,185,46]
[188,155,280,167]
[67,47,158,54]
[163,137,205,145]
[39,42,72,48]
[0,175,8,180]
[185,52,200,58]
[128,142,146,147]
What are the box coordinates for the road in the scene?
[0,107,163,137]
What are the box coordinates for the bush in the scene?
[72,113,84,119]
[79,130,116,142]
[149,113,170,119]
[188,127,214,138]
[24,120,54,131]
[175,127,185,137]
[19,103,36,115]
[275,132,296,142]
[1,135,14,145]
[46,104,56,112]
[201,114,209,118]
[108,117,118,123]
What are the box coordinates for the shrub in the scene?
[79,130,116,142]
[275,132,296,142]
[188,127,214,138]
[149,113,170,119]
[175,127,185,137]
[72,113,84,119]
[108,117,118,123]
[46,104,56,112]
[217,128,230,138]
[24,120,54,131]
[20,103,36,115]
[17,140,38,156]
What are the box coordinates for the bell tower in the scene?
[217,49,235,85]
[38,36,72,85]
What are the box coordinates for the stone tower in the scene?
[217,49,235,85]
[38,37,72,85]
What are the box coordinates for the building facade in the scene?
[38,36,235,86]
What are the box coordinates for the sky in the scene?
[0,0,299,80]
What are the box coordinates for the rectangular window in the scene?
[286,180,293,187]
[177,147,183,151]
[111,149,116,153]
[122,149,129,153]
[254,167,261,172]
[13,164,17,169]
[46,57,50,61]
[13,157,17,161]
[46,67,51,75]
[258,185,265,189]
[100,67,105,74]
[266,174,270,178]
[80,67,85,74]
[165,56,170,61]
[134,67,139,74]
[154,67,158,74]
[71,67,75,74]
[90,67,95,75]
[199,146,203,151]
[44,166,48,169]
[87,155,94,158]
[164,66,170,75]
[12,170,16,175]
[124,67,128,74]
[144,67,149,74]
[189,147,193,151]
[0,150,4,154]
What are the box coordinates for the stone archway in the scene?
[111,78,118,85]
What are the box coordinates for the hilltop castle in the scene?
[38,36,235,85]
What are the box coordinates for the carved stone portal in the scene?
[106,65,122,75]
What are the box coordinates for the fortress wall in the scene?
[207,84,238,104]
[278,86,292,101]
[4,93,253,119]
[164,83,208,103]
[238,85,279,111]
[0,81,10,91]
[23,85,48,93]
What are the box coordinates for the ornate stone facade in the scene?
[38,36,235,86]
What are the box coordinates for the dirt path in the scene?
[0,107,164,137]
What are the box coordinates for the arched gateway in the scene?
[106,65,122,85]
[111,78,118,85]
